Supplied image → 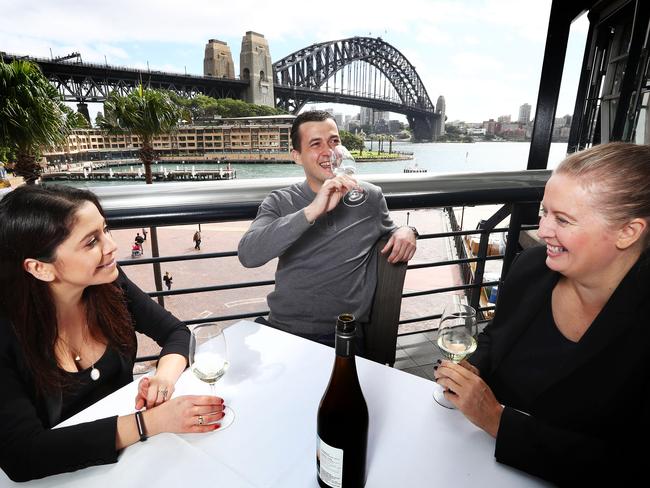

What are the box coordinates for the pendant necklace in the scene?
[89,364,101,381]
[61,322,101,381]
[82,319,101,380]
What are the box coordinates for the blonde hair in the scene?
[555,142,650,248]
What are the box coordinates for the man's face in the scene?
[291,119,341,191]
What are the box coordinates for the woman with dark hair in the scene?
[0,185,225,482]
[434,142,650,485]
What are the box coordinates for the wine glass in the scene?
[189,323,235,429]
[330,145,368,207]
[433,303,478,409]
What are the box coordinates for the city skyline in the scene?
[0,0,588,124]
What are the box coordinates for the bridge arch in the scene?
[273,36,434,112]
[273,36,437,139]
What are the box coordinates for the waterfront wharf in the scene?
[41,168,237,182]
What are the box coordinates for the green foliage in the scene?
[0,60,71,183]
[339,130,365,151]
[62,105,90,128]
[0,146,14,163]
[99,86,181,183]
[169,93,285,122]
[100,87,180,139]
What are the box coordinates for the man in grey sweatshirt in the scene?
[238,111,417,346]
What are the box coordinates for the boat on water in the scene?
[403,162,427,173]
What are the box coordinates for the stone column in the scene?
[77,102,91,123]
[204,39,235,78]
[239,31,275,107]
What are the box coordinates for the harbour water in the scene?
[54,141,569,187]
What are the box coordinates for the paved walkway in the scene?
[115,207,482,379]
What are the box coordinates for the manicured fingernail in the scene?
[436,359,441,364]
[433,365,438,370]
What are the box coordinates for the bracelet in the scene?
[134,410,148,442]
[408,226,420,239]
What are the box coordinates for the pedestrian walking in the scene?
[163,271,173,290]
[141,228,148,241]
[193,230,201,250]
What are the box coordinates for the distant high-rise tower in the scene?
[436,96,446,135]
[204,39,235,78]
[518,103,532,124]
[240,31,275,107]
[360,107,373,126]
[359,108,388,126]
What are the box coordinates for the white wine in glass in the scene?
[189,323,235,429]
[330,145,368,207]
[433,304,478,409]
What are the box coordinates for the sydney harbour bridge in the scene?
[2,36,440,141]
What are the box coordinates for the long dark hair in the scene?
[0,184,136,394]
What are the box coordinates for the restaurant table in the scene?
[1,320,550,487]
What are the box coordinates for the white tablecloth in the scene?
[1,320,550,487]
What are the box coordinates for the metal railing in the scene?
[96,170,549,359]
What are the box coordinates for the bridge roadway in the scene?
[3,35,439,140]
[2,51,435,119]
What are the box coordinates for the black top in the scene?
[491,293,578,411]
[469,246,650,486]
[0,269,189,482]
[60,347,123,421]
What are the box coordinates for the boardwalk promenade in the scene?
[113,208,462,378]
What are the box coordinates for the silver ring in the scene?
[197,415,205,426]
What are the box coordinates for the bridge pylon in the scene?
[77,102,91,123]
[204,39,235,78]
[240,31,275,107]
[408,114,439,141]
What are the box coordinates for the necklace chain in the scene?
[58,320,101,381]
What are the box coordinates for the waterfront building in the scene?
[482,119,498,135]
[203,39,235,78]
[518,103,532,124]
[42,115,294,164]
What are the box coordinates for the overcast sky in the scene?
[0,0,588,122]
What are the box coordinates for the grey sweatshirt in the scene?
[238,180,396,339]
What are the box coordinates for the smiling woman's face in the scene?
[49,201,119,290]
[537,173,622,280]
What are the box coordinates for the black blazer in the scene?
[470,246,650,486]
[0,270,189,482]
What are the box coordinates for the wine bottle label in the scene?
[317,437,343,488]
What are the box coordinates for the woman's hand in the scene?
[458,359,480,376]
[145,395,226,435]
[135,354,188,410]
[434,360,503,437]
[135,376,176,410]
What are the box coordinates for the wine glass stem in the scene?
[209,383,216,396]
